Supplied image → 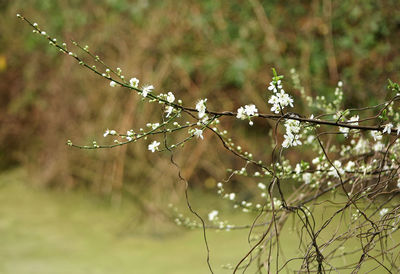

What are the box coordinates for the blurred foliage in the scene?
[1,0,399,201]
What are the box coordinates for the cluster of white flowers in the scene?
[371,131,382,141]
[345,161,356,171]
[267,80,294,114]
[208,210,219,221]
[328,160,345,178]
[236,104,258,125]
[195,99,207,118]
[257,182,266,190]
[126,130,134,141]
[383,123,394,134]
[146,122,160,130]
[103,129,116,137]
[339,115,359,138]
[302,173,312,184]
[282,119,302,148]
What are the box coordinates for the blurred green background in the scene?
[1,0,399,273]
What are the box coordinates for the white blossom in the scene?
[258,182,266,190]
[373,141,385,152]
[129,77,139,88]
[193,128,204,139]
[244,104,258,116]
[339,115,359,138]
[383,123,393,134]
[208,210,219,221]
[229,193,236,200]
[103,129,116,137]
[165,106,174,117]
[236,104,258,125]
[166,92,175,103]
[302,173,312,184]
[345,161,355,171]
[109,81,117,87]
[354,138,369,154]
[148,141,160,152]
[267,82,277,93]
[312,157,320,165]
[397,124,400,135]
[236,107,246,120]
[328,160,344,178]
[151,123,160,130]
[294,164,301,174]
[268,90,294,114]
[282,120,302,148]
[142,85,154,97]
[282,132,301,148]
[371,131,382,141]
[379,208,388,216]
[195,99,207,118]
[126,130,134,141]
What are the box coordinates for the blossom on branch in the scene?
[193,128,204,139]
[129,77,139,88]
[148,141,160,152]
[195,98,207,118]
[142,85,154,97]
[236,104,258,125]
[282,120,302,148]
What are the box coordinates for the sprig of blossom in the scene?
[129,77,139,88]
[282,120,302,148]
[236,104,258,125]
[166,92,175,103]
[208,210,219,221]
[268,90,294,114]
[142,85,154,97]
[195,98,207,119]
[382,123,393,134]
[126,130,135,141]
[339,115,359,138]
[103,129,116,137]
[371,131,383,141]
[267,74,294,114]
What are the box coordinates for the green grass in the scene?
[0,169,398,273]
[0,169,263,274]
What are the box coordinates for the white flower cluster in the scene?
[208,210,219,221]
[195,99,207,119]
[282,119,302,148]
[328,160,345,178]
[109,75,153,97]
[103,129,116,137]
[339,115,359,137]
[236,104,258,125]
[267,80,294,114]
